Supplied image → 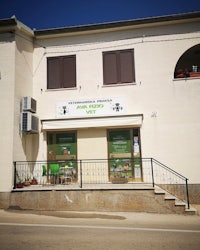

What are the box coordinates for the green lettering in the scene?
[86,110,96,114]
[89,104,104,109]
[77,105,88,109]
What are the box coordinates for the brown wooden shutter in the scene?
[103,49,135,85]
[120,50,135,83]
[103,52,118,84]
[47,57,62,89]
[63,55,76,88]
[47,55,76,89]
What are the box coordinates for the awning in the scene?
[41,114,143,130]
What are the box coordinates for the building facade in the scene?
[0,12,200,203]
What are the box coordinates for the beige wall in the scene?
[0,30,34,191]
[13,32,34,162]
[77,129,108,159]
[0,33,15,191]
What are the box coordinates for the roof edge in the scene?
[1,11,200,37]
[0,16,34,36]
[34,11,200,37]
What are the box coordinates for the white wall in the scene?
[0,33,15,191]
[13,32,34,162]
[0,30,34,191]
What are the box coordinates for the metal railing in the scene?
[13,158,190,209]
[143,158,190,209]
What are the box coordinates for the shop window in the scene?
[47,55,76,89]
[174,44,200,79]
[47,132,77,182]
[103,49,135,85]
[108,128,142,181]
[47,132,77,161]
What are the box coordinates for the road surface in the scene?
[0,209,200,250]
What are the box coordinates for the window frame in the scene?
[47,55,76,90]
[103,49,135,85]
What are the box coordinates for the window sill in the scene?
[46,87,78,92]
[173,76,200,82]
[102,82,136,88]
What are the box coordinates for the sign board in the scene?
[56,97,126,118]
[109,130,131,157]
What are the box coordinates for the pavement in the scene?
[0,204,200,230]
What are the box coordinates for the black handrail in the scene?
[151,158,190,209]
[152,158,188,180]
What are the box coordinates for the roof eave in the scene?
[0,17,34,37]
[34,11,200,38]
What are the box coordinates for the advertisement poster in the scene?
[109,130,131,157]
[56,133,76,160]
[109,130,132,179]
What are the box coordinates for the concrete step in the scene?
[184,207,197,215]
[154,186,197,215]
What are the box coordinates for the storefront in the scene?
[42,97,143,183]
[45,127,142,183]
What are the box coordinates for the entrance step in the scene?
[154,186,197,215]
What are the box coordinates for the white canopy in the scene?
[41,114,143,130]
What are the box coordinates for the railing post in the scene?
[185,178,190,209]
[79,160,82,188]
[13,161,17,189]
[151,158,155,188]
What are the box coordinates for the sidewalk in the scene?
[1,207,200,230]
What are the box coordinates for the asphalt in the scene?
[1,208,200,250]
[0,204,200,230]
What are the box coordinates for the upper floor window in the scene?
[47,55,76,89]
[103,49,135,85]
[174,44,200,79]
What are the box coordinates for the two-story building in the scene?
[0,11,200,208]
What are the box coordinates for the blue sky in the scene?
[0,0,200,30]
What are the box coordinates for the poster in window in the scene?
[56,133,76,159]
[109,130,131,158]
[109,130,132,179]
[133,136,140,157]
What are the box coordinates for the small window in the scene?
[47,55,76,89]
[103,49,135,85]
[174,44,200,79]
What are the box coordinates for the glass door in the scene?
[108,128,142,182]
[108,130,132,182]
[47,131,77,182]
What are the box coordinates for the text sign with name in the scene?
[56,97,126,118]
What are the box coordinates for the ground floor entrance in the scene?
[47,128,142,182]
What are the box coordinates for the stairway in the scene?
[154,186,197,215]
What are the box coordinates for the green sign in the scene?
[109,130,131,155]
[56,133,76,156]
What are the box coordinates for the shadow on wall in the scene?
[21,133,39,162]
